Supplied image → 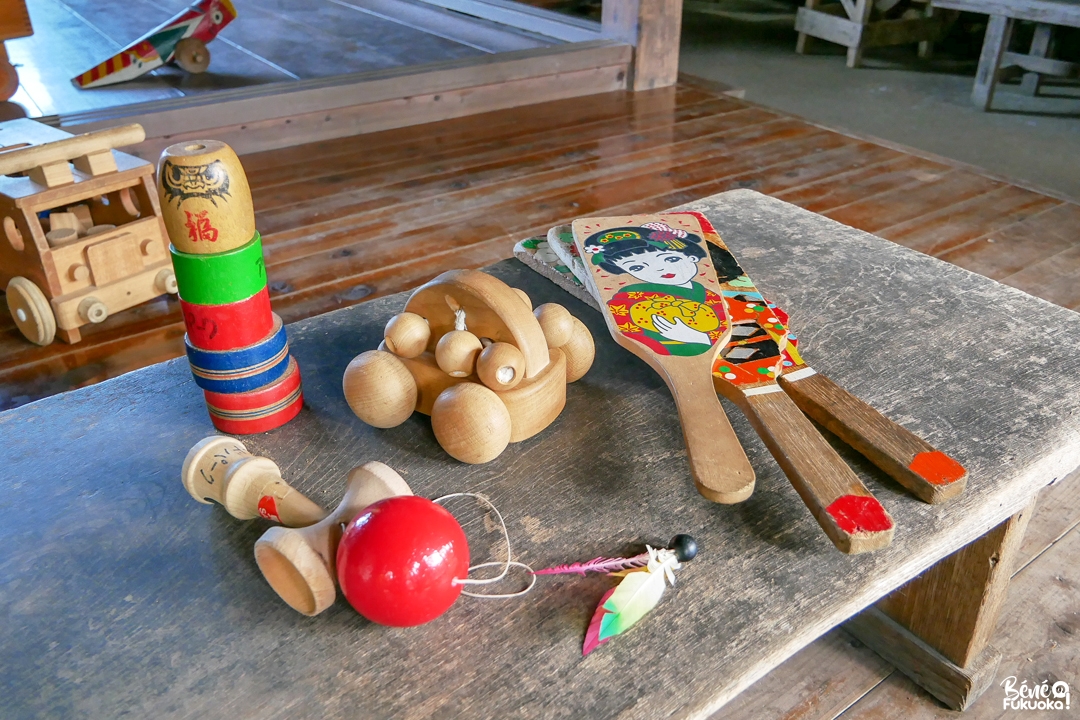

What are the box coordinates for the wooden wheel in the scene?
[6,277,56,346]
[174,38,211,74]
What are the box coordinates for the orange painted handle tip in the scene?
[909,451,967,486]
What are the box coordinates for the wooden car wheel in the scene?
[174,38,211,74]
[7,277,56,346]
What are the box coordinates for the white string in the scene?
[433,492,536,599]
[453,308,467,332]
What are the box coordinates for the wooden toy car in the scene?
[343,269,595,464]
[0,119,176,345]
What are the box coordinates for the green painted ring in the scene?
[170,232,267,306]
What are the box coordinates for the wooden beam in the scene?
[59,42,631,157]
[844,608,1002,711]
[931,0,1080,26]
[117,62,630,159]
[876,499,1035,668]
[1004,50,1077,78]
[794,8,862,49]
[861,15,946,47]
[973,15,1014,110]
[411,0,601,42]
[603,0,683,91]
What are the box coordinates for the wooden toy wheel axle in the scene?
[174,38,211,74]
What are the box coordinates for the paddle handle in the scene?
[743,388,894,554]
[779,369,967,504]
[665,369,756,504]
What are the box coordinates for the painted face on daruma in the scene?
[612,250,700,286]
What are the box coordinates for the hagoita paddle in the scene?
[572,214,755,504]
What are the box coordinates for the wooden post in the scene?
[846,0,873,68]
[1019,23,1053,95]
[602,0,683,91]
[917,1,935,58]
[845,499,1035,709]
[972,15,1013,110]
[795,0,821,54]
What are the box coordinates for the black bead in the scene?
[668,534,698,562]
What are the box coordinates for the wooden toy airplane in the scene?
[72,0,236,89]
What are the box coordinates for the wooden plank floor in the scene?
[8,0,549,117]
[2,77,1079,413]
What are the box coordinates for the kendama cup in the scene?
[182,435,325,526]
[254,462,414,616]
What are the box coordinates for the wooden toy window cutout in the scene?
[4,215,23,251]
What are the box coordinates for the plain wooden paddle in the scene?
[681,210,965,505]
[571,213,755,504]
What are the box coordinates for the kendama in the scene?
[343,269,595,464]
[158,140,302,434]
[182,436,422,617]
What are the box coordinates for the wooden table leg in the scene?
[1019,23,1054,96]
[795,0,820,54]
[843,498,1035,710]
[917,2,935,59]
[846,0,872,68]
[972,15,1013,110]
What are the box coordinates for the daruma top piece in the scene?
[157,139,255,254]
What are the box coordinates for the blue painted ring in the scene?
[186,314,292,393]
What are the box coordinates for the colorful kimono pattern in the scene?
[608,281,726,357]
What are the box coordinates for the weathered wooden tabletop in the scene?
[3,189,1079,719]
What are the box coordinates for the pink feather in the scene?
[583,587,617,656]
[532,553,649,576]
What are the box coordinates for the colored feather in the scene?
[598,564,668,640]
[533,553,649,576]
[583,587,617,656]
[581,546,681,656]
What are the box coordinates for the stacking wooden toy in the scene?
[158,140,302,434]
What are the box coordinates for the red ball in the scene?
[336,495,470,626]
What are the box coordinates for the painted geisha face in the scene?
[612,250,699,287]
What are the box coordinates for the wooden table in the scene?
[3,189,1078,718]
[932,0,1080,109]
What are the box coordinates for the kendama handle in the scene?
[744,389,895,554]
[181,436,325,527]
[778,370,967,504]
[662,358,756,504]
[227,459,326,527]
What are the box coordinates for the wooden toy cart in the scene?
[0,119,176,345]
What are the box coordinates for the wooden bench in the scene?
[2,189,1078,716]
[794,0,948,67]
[932,0,1080,109]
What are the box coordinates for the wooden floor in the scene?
[8,0,551,118]
[2,77,1079,414]
[1,77,1078,716]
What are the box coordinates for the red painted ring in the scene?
[181,287,275,351]
[204,360,303,434]
[203,357,301,410]
[206,392,303,435]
